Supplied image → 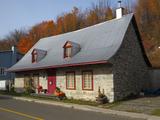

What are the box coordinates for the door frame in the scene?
[47,69,56,94]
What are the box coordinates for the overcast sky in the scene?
[0,0,136,39]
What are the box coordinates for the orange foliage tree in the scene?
[18,20,56,54]
[17,1,114,54]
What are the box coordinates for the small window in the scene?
[82,71,93,90]
[33,74,39,89]
[63,41,72,58]
[66,72,75,90]
[0,68,7,76]
[24,75,31,88]
[65,47,72,58]
[32,50,38,63]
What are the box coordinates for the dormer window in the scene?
[63,41,81,59]
[31,49,47,63]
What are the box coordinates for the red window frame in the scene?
[66,71,76,90]
[82,70,93,91]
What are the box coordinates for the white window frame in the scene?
[65,47,72,58]
[82,71,93,90]
[0,67,7,76]
[66,72,75,90]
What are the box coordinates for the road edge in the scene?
[2,95,160,120]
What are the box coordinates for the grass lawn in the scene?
[0,90,25,96]
[0,91,121,110]
[151,109,160,116]
[0,90,99,106]
[100,101,122,109]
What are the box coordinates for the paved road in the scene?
[0,95,145,120]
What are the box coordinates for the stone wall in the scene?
[14,74,25,93]
[109,21,149,101]
[14,64,114,102]
[56,64,114,102]
[14,71,48,93]
[38,72,48,90]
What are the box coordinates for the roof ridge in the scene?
[39,13,134,41]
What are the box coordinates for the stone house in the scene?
[8,7,151,102]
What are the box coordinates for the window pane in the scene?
[83,71,92,90]
[34,54,38,61]
[66,48,71,57]
[66,72,75,89]
[24,75,30,88]
[33,75,39,88]
[0,68,6,76]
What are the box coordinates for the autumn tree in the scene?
[134,0,160,67]
[56,17,64,34]
[16,0,115,54]
[0,40,15,51]
[0,29,27,51]
[86,10,99,26]
[17,36,32,54]
[17,20,56,53]
[63,7,79,32]
[135,0,160,45]
[105,7,113,20]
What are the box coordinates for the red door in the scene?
[48,70,56,94]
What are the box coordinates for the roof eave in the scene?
[131,15,152,67]
[8,60,109,72]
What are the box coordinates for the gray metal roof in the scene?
[8,13,134,72]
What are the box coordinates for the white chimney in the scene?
[116,1,124,19]
[11,46,16,52]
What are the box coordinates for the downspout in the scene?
[10,46,17,91]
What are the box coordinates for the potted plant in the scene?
[96,87,108,104]
[54,87,66,100]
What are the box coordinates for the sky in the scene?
[0,0,136,39]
